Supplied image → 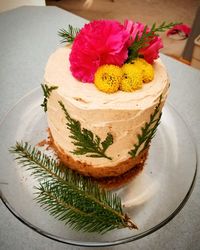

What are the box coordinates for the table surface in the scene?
[0,6,200,250]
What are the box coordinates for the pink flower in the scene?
[139,36,163,63]
[124,20,163,63]
[124,20,146,45]
[69,20,130,83]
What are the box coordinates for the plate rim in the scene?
[0,86,198,247]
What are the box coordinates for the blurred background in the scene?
[0,0,200,69]
[46,0,200,69]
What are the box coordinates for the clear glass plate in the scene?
[0,87,197,247]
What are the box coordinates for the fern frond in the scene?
[58,101,113,160]
[127,21,181,62]
[58,25,80,44]
[41,84,58,112]
[129,95,162,157]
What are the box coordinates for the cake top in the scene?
[44,46,169,111]
[57,19,178,94]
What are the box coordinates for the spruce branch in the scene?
[127,21,181,62]
[9,141,64,181]
[41,84,58,112]
[9,141,137,233]
[129,95,162,157]
[58,101,113,160]
[58,25,80,44]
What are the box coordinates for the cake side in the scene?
[48,126,149,178]
[44,47,169,177]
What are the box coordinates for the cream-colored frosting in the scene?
[44,47,169,168]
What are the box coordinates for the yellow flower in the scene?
[94,65,122,93]
[132,58,154,83]
[120,64,143,92]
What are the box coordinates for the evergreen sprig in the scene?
[59,101,113,160]
[9,141,137,233]
[127,21,181,62]
[41,84,58,112]
[58,25,80,44]
[129,95,162,157]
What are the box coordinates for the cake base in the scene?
[91,163,144,190]
[48,128,149,189]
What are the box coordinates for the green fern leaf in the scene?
[126,21,181,62]
[101,133,113,153]
[129,95,162,157]
[58,101,113,160]
[58,25,80,44]
[41,84,58,112]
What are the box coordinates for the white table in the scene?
[0,6,200,250]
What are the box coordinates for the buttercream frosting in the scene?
[44,47,169,168]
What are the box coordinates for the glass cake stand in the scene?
[0,87,197,247]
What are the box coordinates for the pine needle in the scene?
[9,142,137,233]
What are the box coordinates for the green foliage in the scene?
[41,84,58,112]
[127,21,181,62]
[10,142,137,233]
[129,95,162,157]
[59,101,113,160]
[58,25,80,44]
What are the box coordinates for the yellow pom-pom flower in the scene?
[132,58,154,83]
[120,64,143,92]
[94,65,122,93]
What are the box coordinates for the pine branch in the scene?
[129,95,162,157]
[9,141,137,233]
[58,101,113,160]
[58,25,80,44]
[127,21,181,62]
[9,141,63,181]
[41,84,58,112]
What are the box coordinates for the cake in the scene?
[42,20,170,188]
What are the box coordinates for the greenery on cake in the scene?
[59,101,113,160]
[59,20,179,93]
[58,25,80,44]
[41,84,58,112]
[129,95,162,157]
[9,19,175,235]
[126,21,181,63]
[10,141,137,233]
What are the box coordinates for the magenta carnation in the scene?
[69,20,130,83]
[124,20,163,64]
[124,20,146,46]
